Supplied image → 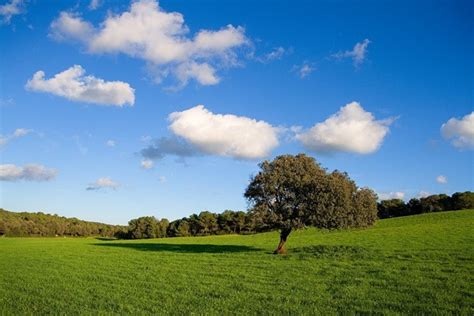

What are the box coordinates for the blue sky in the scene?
[0,0,472,224]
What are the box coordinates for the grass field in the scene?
[1,210,473,314]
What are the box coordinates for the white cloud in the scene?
[436,175,447,184]
[256,47,287,63]
[141,159,154,169]
[13,128,30,137]
[0,128,31,147]
[174,62,219,86]
[86,177,120,190]
[293,63,315,79]
[106,140,116,147]
[50,12,95,42]
[332,39,371,66]
[440,112,474,149]
[296,102,393,154]
[0,0,24,24]
[158,175,166,183]
[417,191,430,198]
[26,65,135,107]
[50,0,249,87]
[169,105,279,159]
[0,163,58,181]
[378,191,405,201]
[88,0,101,10]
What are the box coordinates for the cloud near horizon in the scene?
[26,65,135,107]
[0,163,58,181]
[50,0,249,88]
[296,102,393,154]
[86,177,120,190]
[378,191,405,201]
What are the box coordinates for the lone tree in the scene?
[245,154,378,254]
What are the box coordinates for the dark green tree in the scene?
[377,199,407,218]
[451,192,474,210]
[128,216,160,239]
[217,210,235,234]
[197,211,218,235]
[245,154,378,254]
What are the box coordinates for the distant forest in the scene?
[1,191,472,238]
[0,209,127,237]
[377,191,473,219]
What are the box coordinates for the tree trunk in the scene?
[274,228,291,254]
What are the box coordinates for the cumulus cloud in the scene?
[297,102,393,154]
[174,62,219,87]
[378,191,405,201]
[50,12,95,42]
[141,159,154,169]
[0,128,31,147]
[50,0,249,87]
[168,105,280,159]
[436,175,447,184]
[141,136,198,161]
[86,177,120,190]
[0,163,57,181]
[25,65,135,107]
[332,39,371,66]
[440,112,474,149]
[0,0,24,24]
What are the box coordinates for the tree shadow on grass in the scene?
[291,244,377,260]
[93,242,262,254]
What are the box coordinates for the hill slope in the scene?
[0,210,473,314]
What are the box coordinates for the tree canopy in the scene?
[245,154,378,254]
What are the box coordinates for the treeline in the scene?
[126,210,269,239]
[377,191,474,219]
[2,191,472,238]
[0,208,265,238]
[0,209,127,237]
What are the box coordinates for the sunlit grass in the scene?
[1,210,473,314]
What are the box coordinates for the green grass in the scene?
[1,210,473,315]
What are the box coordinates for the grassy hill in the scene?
[1,210,473,314]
